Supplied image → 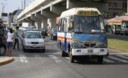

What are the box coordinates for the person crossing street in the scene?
[13,26,19,50]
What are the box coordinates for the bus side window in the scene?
[59,18,64,32]
[60,18,67,32]
[64,18,68,32]
[58,19,61,31]
[68,20,73,32]
[68,16,74,32]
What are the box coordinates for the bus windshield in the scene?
[73,16,105,33]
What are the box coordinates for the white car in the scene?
[21,30,45,52]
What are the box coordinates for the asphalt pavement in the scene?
[0,37,128,78]
[0,35,127,66]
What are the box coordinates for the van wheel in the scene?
[97,56,103,64]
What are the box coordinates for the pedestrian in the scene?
[13,26,19,50]
[6,28,15,56]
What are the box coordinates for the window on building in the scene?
[122,3,127,9]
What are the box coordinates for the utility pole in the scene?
[1,3,5,13]
[127,0,128,13]
[23,0,26,9]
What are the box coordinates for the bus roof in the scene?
[60,7,101,18]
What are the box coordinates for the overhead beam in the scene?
[41,10,58,18]
[50,5,65,15]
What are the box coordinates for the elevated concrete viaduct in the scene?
[17,0,107,30]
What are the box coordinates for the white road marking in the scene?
[103,58,115,63]
[48,55,62,63]
[65,57,70,60]
[19,55,28,63]
[110,53,128,55]
[115,55,128,60]
[24,60,28,63]
[44,52,61,55]
[65,55,127,63]
[108,55,128,63]
[20,57,24,63]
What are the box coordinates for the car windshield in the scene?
[73,16,105,33]
[52,28,57,33]
[25,32,42,38]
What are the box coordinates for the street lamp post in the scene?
[127,0,128,13]
[0,0,7,13]
[1,3,5,13]
[23,0,26,9]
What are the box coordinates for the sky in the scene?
[0,0,34,13]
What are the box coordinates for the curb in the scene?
[0,57,14,66]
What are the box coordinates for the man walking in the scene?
[13,26,19,50]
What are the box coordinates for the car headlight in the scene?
[39,42,44,44]
[25,42,31,44]
[96,43,107,48]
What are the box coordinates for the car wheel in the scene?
[41,46,45,53]
[23,46,27,52]
[0,46,6,56]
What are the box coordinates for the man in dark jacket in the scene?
[13,26,19,50]
[0,23,6,55]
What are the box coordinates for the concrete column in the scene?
[26,17,35,26]
[41,18,48,29]
[31,14,43,29]
[35,13,48,29]
[41,10,58,29]
[48,17,56,29]
[35,21,41,29]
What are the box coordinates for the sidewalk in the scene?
[0,56,14,66]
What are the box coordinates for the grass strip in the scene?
[108,39,128,52]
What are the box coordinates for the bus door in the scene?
[58,18,68,52]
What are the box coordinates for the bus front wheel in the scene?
[97,56,103,64]
[69,49,75,63]
[62,51,68,57]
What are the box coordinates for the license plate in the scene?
[33,45,37,47]
[88,49,93,53]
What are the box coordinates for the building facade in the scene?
[107,0,127,18]
[8,9,22,26]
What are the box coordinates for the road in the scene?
[0,37,128,78]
